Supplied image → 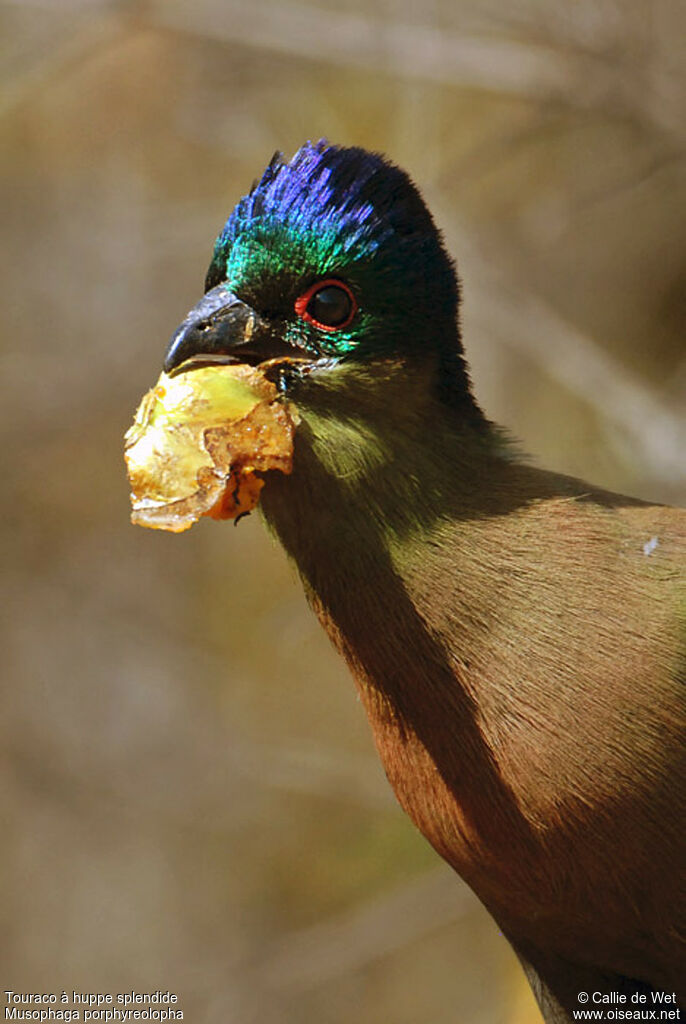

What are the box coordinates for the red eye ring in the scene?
[294,278,357,332]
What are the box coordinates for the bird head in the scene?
[164,140,482,420]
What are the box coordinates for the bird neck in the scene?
[262,355,498,574]
[260,355,525,705]
[260,358,547,868]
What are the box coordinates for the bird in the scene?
[161,140,686,1023]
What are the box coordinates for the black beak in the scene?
[163,284,303,374]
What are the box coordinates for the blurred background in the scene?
[2,1,685,1021]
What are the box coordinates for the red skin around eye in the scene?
[294,278,357,331]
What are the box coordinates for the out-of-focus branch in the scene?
[146,0,685,143]
[462,242,686,483]
[146,0,579,98]
[260,866,475,993]
[228,737,394,809]
[483,5,686,143]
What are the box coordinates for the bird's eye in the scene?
[295,279,357,331]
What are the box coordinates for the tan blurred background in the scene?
[2,2,685,1022]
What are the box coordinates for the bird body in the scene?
[260,359,685,1017]
[161,141,686,1022]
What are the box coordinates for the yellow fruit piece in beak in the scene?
[124,364,297,532]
